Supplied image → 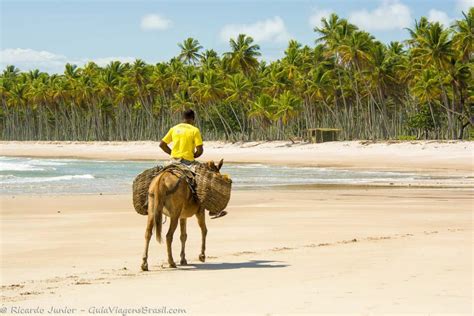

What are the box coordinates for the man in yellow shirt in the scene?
[160,109,203,167]
[160,109,227,219]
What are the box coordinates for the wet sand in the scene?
[1,188,472,314]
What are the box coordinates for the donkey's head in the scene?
[205,159,224,173]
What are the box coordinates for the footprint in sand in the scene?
[2,284,24,290]
[75,281,92,285]
[367,236,391,241]
[233,251,257,256]
[271,247,294,252]
[339,239,358,244]
[20,291,42,296]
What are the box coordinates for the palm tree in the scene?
[0,10,471,141]
[411,68,442,135]
[190,69,230,138]
[249,93,275,135]
[223,34,261,75]
[452,8,473,63]
[178,38,203,65]
[282,40,303,81]
[338,31,373,69]
[201,49,220,70]
[225,73,252,136]
[411,22,453,70]
[64,63,79,79]
[316,14,357,57]
[274,90,302,124]
[2,65,20,79]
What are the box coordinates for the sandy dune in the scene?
[1,188,472,314]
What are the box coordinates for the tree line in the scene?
[1,9,472,141]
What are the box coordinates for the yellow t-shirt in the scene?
[162,123,203,161]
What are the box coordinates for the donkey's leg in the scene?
[141,212,154,271]
[179,218,188,265]
[166,216,179,268]
[196,209,207,262]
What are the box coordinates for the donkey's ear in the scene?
[217,158,224,171]
[207,161,215,169]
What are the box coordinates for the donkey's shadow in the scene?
[185,260,288,271]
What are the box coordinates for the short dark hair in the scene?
[183,109,195,120]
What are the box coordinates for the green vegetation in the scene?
[1,9,472,141]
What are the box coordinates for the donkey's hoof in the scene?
[180,259,188,265]
[141,262,148,271]
[169,262,177,268]
[199,254,206,262]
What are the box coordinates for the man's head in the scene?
[182,109,195,124]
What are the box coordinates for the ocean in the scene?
[0,156,436,195]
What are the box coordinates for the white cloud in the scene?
[348,0,412,31]
[140,14,172,31]
[220,16,290,43]
[428,9,452,26]
[308,8,334,29]
[0,48,69,73]
[0,48,137,73]
[456,0,474,11]
[1,48,66,64]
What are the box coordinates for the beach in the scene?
[0,141,473,314]
[2,140,473,172]
[3,0,474,313]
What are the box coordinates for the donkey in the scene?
[141,159,224,271]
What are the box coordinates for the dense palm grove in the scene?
[1,10,473,141]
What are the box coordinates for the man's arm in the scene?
[194,129,204,158]
[160,128,173,155]
[159,140,172,155]
[194,145,203,158]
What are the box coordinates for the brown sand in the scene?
[1,188,472,314]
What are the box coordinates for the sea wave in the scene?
[0,161,47,171]
[228,163,270,169]
[0,174,95,184]
[0,156,68,171]
[0,174,15,179]
[28,159,68,166]
[0,156,442,195]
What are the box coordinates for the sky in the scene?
[1,0,473,73]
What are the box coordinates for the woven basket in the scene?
[132,164,232,215]
[132,165,163,215]
[195,165,232,213]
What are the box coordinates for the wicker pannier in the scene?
[132,165,163,215]
[132,164,232,216]
[194,164,232,213]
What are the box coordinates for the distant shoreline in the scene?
[1,140,473,173]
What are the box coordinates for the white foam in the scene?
[0,157,67,171]
[227,164,270,169]
[1,174,95,184]
[0,161,46,171]
[28,159,67,166]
